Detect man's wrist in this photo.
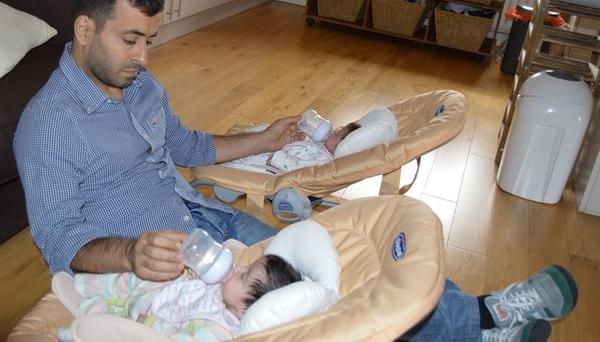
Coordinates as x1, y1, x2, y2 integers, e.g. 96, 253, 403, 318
123, 239, 136, 272
255, 130, 273, 153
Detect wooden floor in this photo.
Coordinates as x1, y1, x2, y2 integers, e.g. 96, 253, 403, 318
2, 2, 600, 340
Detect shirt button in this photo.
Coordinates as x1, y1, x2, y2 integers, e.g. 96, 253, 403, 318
183, 215, 191, 222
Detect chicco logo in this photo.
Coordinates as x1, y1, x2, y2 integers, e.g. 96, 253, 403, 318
278, 200, 293, 212
391, 232, 406, 261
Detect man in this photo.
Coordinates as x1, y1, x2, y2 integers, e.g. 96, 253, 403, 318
14, 0, 302, 282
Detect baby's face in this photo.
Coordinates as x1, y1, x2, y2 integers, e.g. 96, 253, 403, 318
221, 256, 268, 319
324, 127, 346, 154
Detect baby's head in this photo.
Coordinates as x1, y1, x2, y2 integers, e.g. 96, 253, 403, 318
324, 122, 361, 154
221, 254, 301, 318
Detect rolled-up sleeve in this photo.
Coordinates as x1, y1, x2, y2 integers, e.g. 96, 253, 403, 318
161, 92, 216, 167
14, 105, 108, 274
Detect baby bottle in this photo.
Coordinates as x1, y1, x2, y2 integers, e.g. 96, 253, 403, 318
181, 229, 233, 284
297, 109, 332, 143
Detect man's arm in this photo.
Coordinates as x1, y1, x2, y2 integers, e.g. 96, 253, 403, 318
160, 88, 304, 165
15, 106, 183, 280
213, 116, 305, 163
71, 230, 187, 281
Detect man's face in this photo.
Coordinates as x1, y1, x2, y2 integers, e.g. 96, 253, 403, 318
83, 0, 162, 93
220, 256, 268, 319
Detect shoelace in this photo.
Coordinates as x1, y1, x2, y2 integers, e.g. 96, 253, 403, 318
495, 282, 543, 328
482, 326, 519, 342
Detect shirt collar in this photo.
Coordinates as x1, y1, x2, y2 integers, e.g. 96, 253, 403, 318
59, 42, 141, 114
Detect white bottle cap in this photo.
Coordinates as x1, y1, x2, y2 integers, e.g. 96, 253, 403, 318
298, 109, 332, 142
311, 120, 332, 143
200, 248, 233, 284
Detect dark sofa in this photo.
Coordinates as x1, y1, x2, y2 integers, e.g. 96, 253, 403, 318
0, 0, 73, 243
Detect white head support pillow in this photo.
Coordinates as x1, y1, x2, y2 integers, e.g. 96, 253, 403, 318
334, 108, 400, 158
240, 220, 340, 334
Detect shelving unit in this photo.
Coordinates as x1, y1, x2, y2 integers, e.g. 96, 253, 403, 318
494, 0, 600, 165
305, 0, 504, 57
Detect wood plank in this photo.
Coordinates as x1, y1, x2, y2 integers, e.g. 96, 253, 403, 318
423, 127, 473, 203
420, 194, 457, 245
568, 208, 600, 264
0, 229, 50, 339
447, 153, 496, 255
401, 151, 437, 199
529, 199, 577, 342
326, 90, 380, 125
483, 189, 530, 292
470, 115, 502, 159
569, 256, 600, 341
445, 245, 487, 295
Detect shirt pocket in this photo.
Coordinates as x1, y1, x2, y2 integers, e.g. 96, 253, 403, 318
145, 107, 167, 151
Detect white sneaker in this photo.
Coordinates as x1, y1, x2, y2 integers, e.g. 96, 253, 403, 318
484, 265, 578, 328
482, 319, 551, 342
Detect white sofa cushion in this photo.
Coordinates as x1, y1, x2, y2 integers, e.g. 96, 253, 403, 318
0, 2, 57, 78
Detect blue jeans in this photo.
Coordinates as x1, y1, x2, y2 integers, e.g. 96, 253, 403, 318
402, 280, 482, 341
185, 202, 277, 246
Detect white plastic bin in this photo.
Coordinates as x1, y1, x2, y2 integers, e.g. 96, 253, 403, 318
497, 70, 593, 204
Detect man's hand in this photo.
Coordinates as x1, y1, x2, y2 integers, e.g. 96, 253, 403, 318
260, 116, 305, 152
214, 115, 305, 163
127, 230, 187, 281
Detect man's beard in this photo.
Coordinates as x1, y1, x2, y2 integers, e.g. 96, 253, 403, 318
87, 40, 139, 89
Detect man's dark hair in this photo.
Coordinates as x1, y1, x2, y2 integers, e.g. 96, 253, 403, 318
73, 0, 165, 31
243, 254, 302, 309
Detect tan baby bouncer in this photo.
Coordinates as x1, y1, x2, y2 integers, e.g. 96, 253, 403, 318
9, 196, 445, 341
9, 90, 463, 341
191, 90, 465, 219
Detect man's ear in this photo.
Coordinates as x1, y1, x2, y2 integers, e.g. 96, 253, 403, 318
73, 15, 96, 47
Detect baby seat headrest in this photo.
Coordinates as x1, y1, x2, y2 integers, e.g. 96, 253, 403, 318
240, 220, 340, 334
334, 108, 400, 158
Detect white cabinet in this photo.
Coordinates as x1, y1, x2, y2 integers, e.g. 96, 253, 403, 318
179, 0, 236, 17
576, 105, 600, 217
161, 0, 181, 25
161, 0, 236, 25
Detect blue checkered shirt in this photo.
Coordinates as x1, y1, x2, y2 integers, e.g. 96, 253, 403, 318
14, 43, 233, 274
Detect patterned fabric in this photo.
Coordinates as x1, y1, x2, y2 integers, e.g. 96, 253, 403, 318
270, 140, 332, 172
74, 272, 237, 341
152, 278, 241, 334
225, 139, 332, 174
14, 42, 234, 274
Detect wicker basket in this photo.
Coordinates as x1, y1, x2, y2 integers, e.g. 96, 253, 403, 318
372, 0, 431, 37
318, 0, 366, 22
434, 8, 493, 52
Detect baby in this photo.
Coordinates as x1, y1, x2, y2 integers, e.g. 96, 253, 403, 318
225, 122, 361, 174
74, 254, 301, 340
